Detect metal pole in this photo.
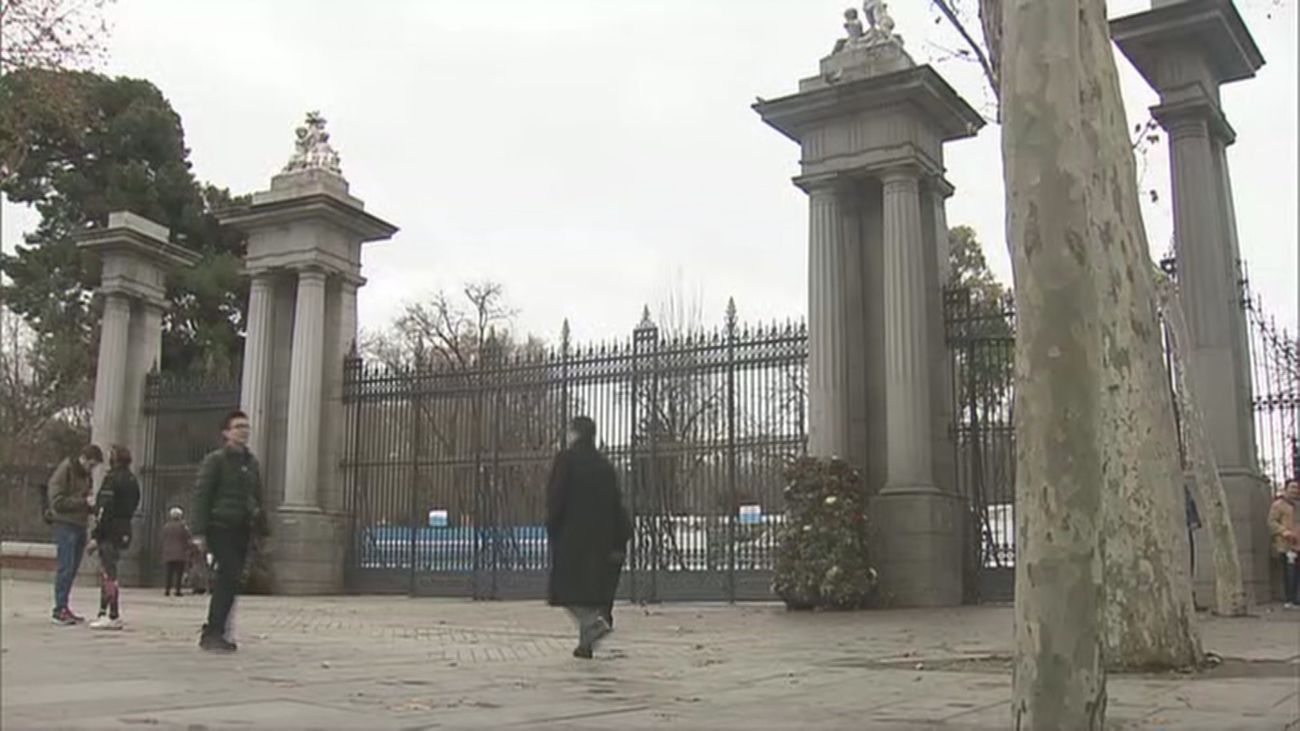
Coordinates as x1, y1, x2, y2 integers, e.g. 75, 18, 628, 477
726, 300, 738, 603
407, 357, 421, 597
629, 320, 642, 604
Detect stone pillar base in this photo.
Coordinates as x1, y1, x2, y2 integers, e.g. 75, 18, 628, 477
1191, 470, 1274, 605
870, 490, 964, 607
268, 506, 347, 595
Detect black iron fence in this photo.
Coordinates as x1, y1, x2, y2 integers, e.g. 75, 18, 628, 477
139, 372, 240, 585
123, 272, 1289, 607
944, 287, 1016, 602
0, 464, 57, 542
343, 306, 808, 601
1243, 283, 1299, 488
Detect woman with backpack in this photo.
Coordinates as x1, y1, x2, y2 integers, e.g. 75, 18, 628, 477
89, 445, 141, 630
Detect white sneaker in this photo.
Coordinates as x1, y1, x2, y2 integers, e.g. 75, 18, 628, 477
89, 616, 124, 630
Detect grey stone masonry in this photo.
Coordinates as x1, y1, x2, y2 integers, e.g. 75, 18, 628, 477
1112, 0, 1273, 601
77, 211, 200, 467
218, 114, 397, 594
77, 212, 200, 588
756, 37, 983, 607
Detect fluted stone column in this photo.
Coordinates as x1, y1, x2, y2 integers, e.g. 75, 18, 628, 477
339, 279, 359, 355
757, 43, 981, 607
806, 183, 851, 459
122, 301, 164, 459
924, 181, 957, 494
91, 293, 133, 449
1210, 136, 1257, 466
881, 168, 935, 492
1113, 0, 1270, 599
240, 273, 277, 461
1167, 117, 1249, 468
217, 113, 397, 595
283, 268, 327, 507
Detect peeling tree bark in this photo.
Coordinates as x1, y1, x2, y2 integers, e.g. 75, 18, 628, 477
1074, 0, 1202, 672
1155, 270, 1249, 617
1003, 0, 1107, 728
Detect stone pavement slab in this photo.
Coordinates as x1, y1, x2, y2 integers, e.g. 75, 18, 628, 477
2, 579, 1297, 730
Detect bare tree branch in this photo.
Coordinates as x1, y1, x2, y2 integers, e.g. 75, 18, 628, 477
0, 0, 114, 73
932, 0, 1000, 114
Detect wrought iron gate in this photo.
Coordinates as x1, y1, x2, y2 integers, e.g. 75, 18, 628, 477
343, 309, 808, 601
139, 372, 240, 585
944, 287, 1017, 603
1244, 286, 1299, 487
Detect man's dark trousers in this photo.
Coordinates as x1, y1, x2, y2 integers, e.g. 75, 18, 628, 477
205, 526, 249, 638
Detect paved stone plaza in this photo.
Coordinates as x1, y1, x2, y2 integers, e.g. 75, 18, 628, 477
2, 579, 1297, 729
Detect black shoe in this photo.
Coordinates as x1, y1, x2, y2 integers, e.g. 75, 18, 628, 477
200, 634, 237, 653
573, 646, 593, 659
164, 591, 171, 597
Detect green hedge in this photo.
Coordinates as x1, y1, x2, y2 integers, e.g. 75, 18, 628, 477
773, 457, 878, 610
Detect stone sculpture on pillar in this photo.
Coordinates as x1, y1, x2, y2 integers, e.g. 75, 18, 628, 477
756, 15, 983, 607
218, 111, 397, 595
834, 2, 903, 56
1112, 0, 1272, 600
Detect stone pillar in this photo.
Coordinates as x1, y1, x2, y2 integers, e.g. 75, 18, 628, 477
218, 112, 397, 594
78, 212, 199, 459
1210, 137, 1258, 466
756, 38, 980, 606
122, 301, 164, 463
881, 169, 934, 492
871, 169, 964, 608
240, 273, 277, 462
90, 293, 133, 450
924, 180, 958, 499
805, 182, 852, 459
76, 211, 199, 587
1112, 0, 1272, 599
283, 268, 327, 508
339, 279, 360, 355
1166, 116, 1251, 465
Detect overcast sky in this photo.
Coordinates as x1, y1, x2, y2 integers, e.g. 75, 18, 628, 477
2, 0, 1296, 342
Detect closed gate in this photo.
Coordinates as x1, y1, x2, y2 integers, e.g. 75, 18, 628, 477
139, 372, 240, 586
944, 287, 1017, 603
343, 310, 808, 601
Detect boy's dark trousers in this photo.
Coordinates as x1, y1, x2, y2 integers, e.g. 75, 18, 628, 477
203, 527, 249, 639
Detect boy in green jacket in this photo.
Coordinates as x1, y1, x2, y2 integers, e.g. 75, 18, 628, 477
48, 445, 104, 625
192, 410, 267, 653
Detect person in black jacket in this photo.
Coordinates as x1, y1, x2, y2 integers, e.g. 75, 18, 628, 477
546, 416, 633, 659
192, 410, 267, 653
89, 445, 141, 630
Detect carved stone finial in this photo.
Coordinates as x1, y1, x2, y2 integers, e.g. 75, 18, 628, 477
282, 111, 343, 176
844, 8, 864, 40
835, 0, 903, 55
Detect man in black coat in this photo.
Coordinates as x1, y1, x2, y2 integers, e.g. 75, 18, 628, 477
547, 416, 633, 659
